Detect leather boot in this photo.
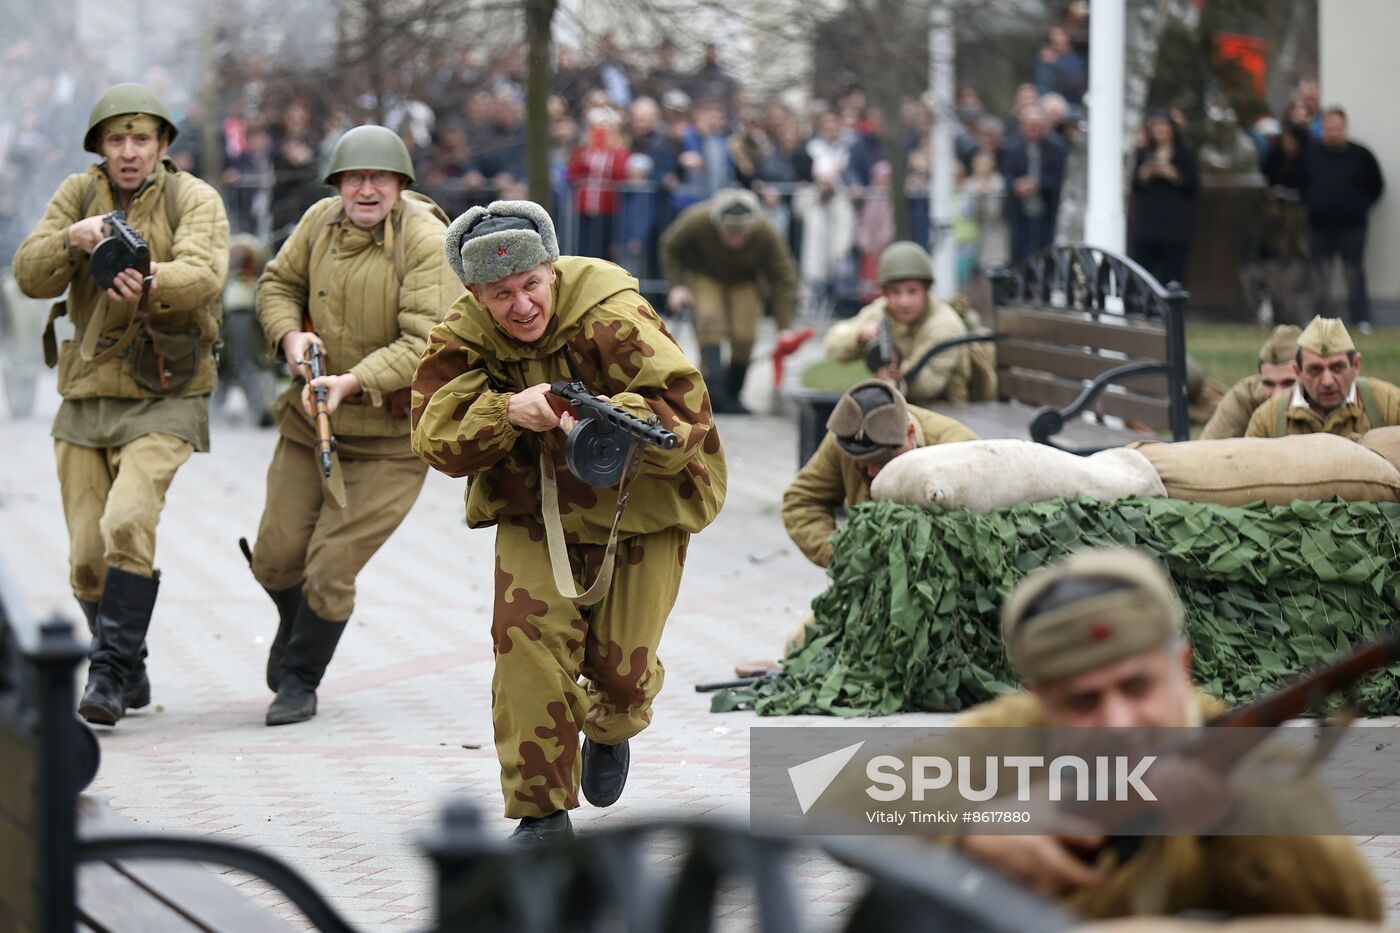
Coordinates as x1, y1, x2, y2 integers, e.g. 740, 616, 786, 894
581, 738, 630, 807
701, 344, 737, 414
262, 582, 305, 692
509, 811, 574, 844
266, 598, 346, 726
725, 361, 752, 415
81, 599, 153, 711
79, 568, 159, 726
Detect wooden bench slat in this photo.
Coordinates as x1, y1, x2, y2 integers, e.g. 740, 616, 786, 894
0, 807, 36, 929
995, 306, 1168, 359
79, 797, 301, 933
78, 862, 208, 933
997, 339, 1169, 395
999, 372, 1172, 428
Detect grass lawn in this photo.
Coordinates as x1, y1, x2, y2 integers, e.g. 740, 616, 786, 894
799, 322, 1400, 393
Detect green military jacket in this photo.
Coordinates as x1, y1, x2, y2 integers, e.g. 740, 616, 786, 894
953, 691, 1383, 922
411, 256, 727, 543
13, 159, 229, 400
781, 406, 976, 567
258, 192, 458, 442
823, 296, 973, 405
659, 202, 799, 328
1245, 377, 1400, 439
1200, 374, 1267, 440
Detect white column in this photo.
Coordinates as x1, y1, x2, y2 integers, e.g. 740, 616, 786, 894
928, 1, 957, 298
1084, 0, 1127, 253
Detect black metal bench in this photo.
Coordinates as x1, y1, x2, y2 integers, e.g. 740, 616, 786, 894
794, 243, 1191, 464
0, 557, 1071, 932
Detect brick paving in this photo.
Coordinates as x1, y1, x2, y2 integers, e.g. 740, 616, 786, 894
3, 361, 1397, 929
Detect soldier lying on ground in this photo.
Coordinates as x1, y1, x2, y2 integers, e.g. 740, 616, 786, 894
246, 125, 457, 726
1200, 324, 1300, 439
13, 83, 229, 726
952, 548, 1382, 921
1247, 315, 1400, 438
412, 200, 726, 842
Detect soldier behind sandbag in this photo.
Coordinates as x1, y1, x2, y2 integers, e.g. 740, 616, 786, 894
413, 200, 727, 842
247, 125, 458, 726
953, 548, 1382, 921
13, 83, 229, 726
212, 234, 275, 427
1200, 325, 1300, 439
1246, 315, 1400, 439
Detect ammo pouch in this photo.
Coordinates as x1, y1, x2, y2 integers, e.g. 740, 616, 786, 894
130, 322, 201, 394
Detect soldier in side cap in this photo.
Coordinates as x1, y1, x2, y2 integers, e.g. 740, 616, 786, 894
13, 83, 229, 726
1199, 325, 1301, 439
1245, 315, 1400, 438
246, 125, 459, 726
782, 378, 976, 568
412, 200, 726, 842
951, 548, 1381, 921
659, 188, 800, 414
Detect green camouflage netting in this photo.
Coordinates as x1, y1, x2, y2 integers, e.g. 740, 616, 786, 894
717, 497, 1400, 717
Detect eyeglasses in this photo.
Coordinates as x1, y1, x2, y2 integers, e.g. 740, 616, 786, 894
339, 171, 397, 188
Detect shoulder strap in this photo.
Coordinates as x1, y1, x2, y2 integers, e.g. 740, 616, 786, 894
1357, 377, 1384, 429
163, 169, 183, 231
1275, 393, 1289, 437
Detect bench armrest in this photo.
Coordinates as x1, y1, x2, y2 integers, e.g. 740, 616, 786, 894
1029, 360, 1169, 455
902, 332, 997, 386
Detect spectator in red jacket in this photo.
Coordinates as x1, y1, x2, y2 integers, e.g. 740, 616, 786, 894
568, 109, 630, 259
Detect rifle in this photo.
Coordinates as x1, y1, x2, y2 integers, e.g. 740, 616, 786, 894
548, 380, 679, 487
302, 339, 336, 479
695, 670, 783, 693
863, 316, 898, 375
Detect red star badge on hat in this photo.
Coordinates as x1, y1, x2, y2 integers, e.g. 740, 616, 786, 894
1088, 619, 1112, 642
498, 246, 508, 256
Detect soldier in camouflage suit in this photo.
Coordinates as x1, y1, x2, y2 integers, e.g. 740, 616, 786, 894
412, 200, 726, 842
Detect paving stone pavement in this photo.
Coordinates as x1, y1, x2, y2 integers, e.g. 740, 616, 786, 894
2, 366, 1398, 929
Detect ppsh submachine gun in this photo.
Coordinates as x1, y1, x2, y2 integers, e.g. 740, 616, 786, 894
548, 380, 679, 487
863, 316, 898, 374
89, 211, 151, 293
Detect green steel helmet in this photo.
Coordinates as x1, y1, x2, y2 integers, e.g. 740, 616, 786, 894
84, 83, 178, 153
877, 240, 935, 285
323, 124, 416, 185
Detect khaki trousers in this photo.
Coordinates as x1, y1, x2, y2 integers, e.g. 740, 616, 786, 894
492, 516, 688, 818
250, 436, 427, 620
691, 275, 764, 365
54, 433, 193, 602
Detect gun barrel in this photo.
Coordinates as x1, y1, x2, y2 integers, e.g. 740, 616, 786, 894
550, 381, 680, 449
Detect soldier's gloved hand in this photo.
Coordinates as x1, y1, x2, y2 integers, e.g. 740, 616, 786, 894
281, 331, 326, 381
301, 372, 361, 417
508, 383, 562, 433
107, 263, 157, 303
66, 216, 108, 254
667, 285, 694, 313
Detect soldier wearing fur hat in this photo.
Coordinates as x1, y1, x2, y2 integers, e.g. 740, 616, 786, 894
782, 378, 975, 568
954, 548, 1382, 921
13, 83, 229, 726
1245, 315, 1400, 438
1200, 325, 1301, 439
412, 200, 727, 842
246, 124, 458, 726
823, 241, 981, 405
659, 188, 799, 414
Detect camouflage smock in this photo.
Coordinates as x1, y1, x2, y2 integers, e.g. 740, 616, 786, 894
411, 256, 726, 543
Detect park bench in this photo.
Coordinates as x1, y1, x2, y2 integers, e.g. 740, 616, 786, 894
793, 243, 1191, 465
0, 556, 1070, 932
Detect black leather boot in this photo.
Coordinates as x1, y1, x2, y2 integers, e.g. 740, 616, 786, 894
725, 362, 752, 415
79, 569, 159, 726
82, 598, 153, 711
701, 344, 737, 414
263, 582, 305, 692
266, 598, 346, 726
580, 738, 630, 807
509, 811, 574, 844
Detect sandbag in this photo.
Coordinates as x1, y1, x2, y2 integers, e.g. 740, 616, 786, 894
1131, 434, 1400, 505
870, 439, 1166, 512
1361, 425, 1400, 471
